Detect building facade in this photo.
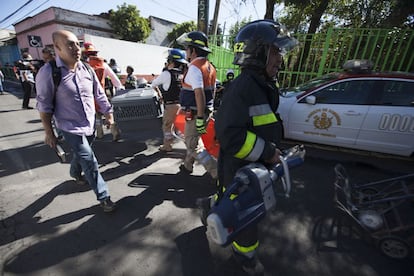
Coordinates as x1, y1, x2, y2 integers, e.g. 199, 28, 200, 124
13, 7, 115, 60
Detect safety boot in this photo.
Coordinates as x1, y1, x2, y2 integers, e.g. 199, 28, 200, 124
232, 248, 265, 276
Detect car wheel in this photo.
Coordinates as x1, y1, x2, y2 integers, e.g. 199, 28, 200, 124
379, 236, 410, 259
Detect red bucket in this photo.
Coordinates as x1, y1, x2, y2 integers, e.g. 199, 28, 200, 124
174, 113, 220, 158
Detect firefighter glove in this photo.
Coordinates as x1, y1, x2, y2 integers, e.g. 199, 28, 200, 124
196, 117, 207, 134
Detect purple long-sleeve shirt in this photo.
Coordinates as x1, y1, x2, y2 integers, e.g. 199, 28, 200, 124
36, 56, 113, 136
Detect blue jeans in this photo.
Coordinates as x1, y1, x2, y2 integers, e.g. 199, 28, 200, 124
61, 130, 109, 201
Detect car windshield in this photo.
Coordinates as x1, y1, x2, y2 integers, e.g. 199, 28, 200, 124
280, 73, 339, 97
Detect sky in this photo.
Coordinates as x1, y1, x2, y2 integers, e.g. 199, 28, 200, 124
0, 0, 267, 34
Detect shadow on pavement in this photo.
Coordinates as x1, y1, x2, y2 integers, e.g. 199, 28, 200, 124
2, 171, 217, 275
258, 157, 414, 276
0, 180, 92, 247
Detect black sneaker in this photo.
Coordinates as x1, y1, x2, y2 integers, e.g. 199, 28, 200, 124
100, 197, 116, 212
179, 164, 193, 174
232, 249, 265, 276
196, 196, 213, 226
72, 175, 87, 185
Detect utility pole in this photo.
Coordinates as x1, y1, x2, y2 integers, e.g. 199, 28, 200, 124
197, 0, 209, 34
211, 0, 221, 35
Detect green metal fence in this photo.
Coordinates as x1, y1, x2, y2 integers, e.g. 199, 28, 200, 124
209, 27, 414, 88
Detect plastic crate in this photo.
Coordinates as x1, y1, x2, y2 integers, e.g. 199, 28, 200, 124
112, 87, 162, 122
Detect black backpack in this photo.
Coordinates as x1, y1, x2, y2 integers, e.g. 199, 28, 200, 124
50, 60, 95, 91
49, 60, 95, 110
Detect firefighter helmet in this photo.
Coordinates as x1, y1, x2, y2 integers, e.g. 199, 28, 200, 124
233, 19, 298, 69
177, 31, 211, 53
168, 48, 188, 64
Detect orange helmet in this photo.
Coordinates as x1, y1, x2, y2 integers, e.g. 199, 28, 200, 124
82, 42, 98, 54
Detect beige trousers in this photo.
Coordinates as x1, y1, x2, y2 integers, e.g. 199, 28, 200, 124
162, 104, 180, 149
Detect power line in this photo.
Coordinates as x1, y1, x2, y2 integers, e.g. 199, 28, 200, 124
251, 0, 260, 19
4, 0, 51, 29
151, 0, 195, 21
0, 0, 35, 25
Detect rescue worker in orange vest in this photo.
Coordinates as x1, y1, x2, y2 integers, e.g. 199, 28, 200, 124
177, 31, 217, 178
82, 42, 124, 141
201, 20, 299, 275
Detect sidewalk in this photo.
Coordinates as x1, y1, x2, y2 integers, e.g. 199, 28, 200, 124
0, 83, 413, 276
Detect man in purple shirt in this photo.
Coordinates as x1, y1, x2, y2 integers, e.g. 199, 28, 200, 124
36, 30, 116, 212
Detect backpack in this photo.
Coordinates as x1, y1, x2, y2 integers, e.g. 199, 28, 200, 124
49, 60, 95, 110
50, 59, 95, 92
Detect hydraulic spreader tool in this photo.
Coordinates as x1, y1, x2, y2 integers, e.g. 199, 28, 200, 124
207, 145, 306, 246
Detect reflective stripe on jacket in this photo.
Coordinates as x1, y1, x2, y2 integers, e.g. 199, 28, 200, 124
215, 69, 283, 186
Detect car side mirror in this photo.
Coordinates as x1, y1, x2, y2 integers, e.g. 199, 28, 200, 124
306, 95, 316, 105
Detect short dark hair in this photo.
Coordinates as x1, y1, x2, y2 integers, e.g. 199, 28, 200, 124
42, 47, 54, 55
189, 46, 208, 58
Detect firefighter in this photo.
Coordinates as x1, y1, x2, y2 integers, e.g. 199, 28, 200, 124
176, 31, 217, 177
209, 20, 298, 275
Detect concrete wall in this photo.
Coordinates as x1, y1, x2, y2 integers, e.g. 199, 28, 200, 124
146, 16, 175, 47
83, 34, 169, 78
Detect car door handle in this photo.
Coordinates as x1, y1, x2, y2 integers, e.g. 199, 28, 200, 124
344, 111, 362, 116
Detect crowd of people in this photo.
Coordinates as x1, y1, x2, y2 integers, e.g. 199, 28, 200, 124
8, 19, 298, 276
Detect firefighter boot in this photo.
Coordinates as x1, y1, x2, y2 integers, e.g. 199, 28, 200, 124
232, 248, 265, 276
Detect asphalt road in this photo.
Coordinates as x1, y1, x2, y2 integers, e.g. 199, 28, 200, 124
0, 80, 413, 276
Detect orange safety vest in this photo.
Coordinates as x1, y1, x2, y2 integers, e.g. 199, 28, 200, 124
180, 58, 216, 110
87, 56, 106, 88
87, 56, 106, 112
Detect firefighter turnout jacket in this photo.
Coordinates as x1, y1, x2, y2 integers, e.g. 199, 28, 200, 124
215, 68, 283, 187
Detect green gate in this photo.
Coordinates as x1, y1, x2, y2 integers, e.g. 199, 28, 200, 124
209, 27, 414, 88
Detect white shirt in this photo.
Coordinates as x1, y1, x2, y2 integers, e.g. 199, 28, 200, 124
103, 63, 124, 90
184, 57, 205, 90
151, 70, 171, 91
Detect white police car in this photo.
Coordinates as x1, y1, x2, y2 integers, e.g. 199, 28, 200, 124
278, 60, 414, 157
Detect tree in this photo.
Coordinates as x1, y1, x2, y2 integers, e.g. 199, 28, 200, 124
274, 0, 414, 32
227, 17, 252, 50
108, 3, 150, 42
167, 21, 197, 48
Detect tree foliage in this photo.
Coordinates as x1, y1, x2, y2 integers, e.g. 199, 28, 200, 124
167, 21, 197, 48
227, 17, 252, 49
108, 3, 150, 42
270, 0, 414, 33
